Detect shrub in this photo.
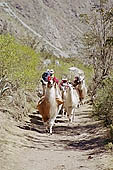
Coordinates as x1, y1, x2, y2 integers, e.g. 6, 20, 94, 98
0, 34, 41, 89
93, 77, 113, 127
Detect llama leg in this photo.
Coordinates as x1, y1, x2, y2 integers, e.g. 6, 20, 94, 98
69, 108, 75, 122
49, 124, 53, 134
67, 107, 73, 123
58, 104, 62, 115
72, 108, 76, 122
44, 122, 49, 133
62, 109, 64, 117
65, 110, 67, 118
49, 120, 55, 135
62, 106, 65, 117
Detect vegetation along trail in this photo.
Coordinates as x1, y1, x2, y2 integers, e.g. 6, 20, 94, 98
0, 103, 112, 170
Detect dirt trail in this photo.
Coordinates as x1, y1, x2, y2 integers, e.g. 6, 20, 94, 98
0, 104, 113, 170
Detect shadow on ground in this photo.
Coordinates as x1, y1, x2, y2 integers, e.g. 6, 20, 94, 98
18, 110, 107, 155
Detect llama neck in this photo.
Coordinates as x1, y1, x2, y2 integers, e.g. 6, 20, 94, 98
67, 87, 73, 102
45, 86, 56, 103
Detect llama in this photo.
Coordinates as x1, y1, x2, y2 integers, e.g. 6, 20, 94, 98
64, 83, 79, 122
37, 79, 63, 134
54, 82, 63, 115
76, 78, 87, 105
60, 85, 68, 118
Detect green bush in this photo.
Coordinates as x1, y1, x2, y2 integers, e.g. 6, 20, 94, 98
93, 77, 113, 127
0, 34, 41, 89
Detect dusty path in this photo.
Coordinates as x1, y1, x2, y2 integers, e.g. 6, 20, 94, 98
0, 104, 113, 170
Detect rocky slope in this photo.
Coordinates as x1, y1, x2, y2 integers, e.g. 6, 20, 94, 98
1, 0, 112, 59
0, 0, 99, 58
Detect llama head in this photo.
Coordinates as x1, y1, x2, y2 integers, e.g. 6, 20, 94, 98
47, 76, 54, 88
67, 83, 73, 92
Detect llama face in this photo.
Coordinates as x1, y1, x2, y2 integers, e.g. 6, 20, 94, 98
68, 83, 73, 90
47, 79, 54, 88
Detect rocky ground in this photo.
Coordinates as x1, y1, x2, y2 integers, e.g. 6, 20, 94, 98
0, 103, 113, 170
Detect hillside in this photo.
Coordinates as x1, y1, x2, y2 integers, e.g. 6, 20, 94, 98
0, 0, 100, 59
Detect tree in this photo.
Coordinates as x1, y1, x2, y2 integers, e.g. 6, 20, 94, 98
81, 0, 113, 100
